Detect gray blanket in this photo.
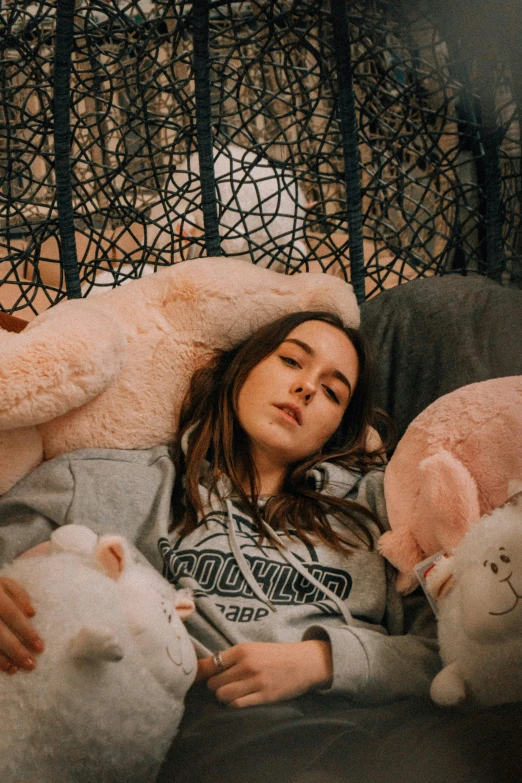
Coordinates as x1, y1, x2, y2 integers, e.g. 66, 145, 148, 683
360, 274, 522, 441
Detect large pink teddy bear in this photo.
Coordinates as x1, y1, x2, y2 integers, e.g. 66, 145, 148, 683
0, 258, 359, 495
379, 376, 522, 593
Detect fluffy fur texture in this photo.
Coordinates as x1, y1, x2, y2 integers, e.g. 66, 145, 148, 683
0, 258, 359, 494
427, 495, 522, 707
379, 376, 522, 592
0, 525, 197, 783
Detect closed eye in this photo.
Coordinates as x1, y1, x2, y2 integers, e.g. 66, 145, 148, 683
323, 385, 339, 403
280, 355, 300, 367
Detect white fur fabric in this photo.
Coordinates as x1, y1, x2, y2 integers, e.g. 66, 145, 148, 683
429, 495, 522, 707
0, 553, 191, 783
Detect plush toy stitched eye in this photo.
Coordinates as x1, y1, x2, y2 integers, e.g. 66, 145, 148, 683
500, 555, 511, 563
490, 563, 499, 574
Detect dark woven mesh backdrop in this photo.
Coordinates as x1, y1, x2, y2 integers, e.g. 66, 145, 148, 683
0, 0, 520, 317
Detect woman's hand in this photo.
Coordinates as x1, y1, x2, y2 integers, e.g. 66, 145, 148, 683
0, 577, 44, 674
196, 640, 333, 707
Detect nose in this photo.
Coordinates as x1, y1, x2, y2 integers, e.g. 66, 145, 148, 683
291, 376, 316, 402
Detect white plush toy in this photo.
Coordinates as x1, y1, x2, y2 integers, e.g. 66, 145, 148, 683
0, 525, 197, 783
427, 492, 522, 708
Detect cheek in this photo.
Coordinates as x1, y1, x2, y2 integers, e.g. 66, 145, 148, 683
311, 404, 345, 447
237, 361, 273, 421
236, 370, 262, 430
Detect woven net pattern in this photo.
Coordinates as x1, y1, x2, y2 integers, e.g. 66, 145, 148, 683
0, 0, 520, 316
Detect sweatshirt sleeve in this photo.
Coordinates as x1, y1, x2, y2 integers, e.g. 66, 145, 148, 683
0, 456, 74, 564
0, 446, 176, 570
302, 585, 440, 703
303, 468, 441, 703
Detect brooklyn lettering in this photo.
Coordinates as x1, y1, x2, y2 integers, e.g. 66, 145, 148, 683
160, 544, 352, 605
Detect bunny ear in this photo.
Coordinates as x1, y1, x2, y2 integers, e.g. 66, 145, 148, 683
419, 450, 481, 549
95, 537, 126, 580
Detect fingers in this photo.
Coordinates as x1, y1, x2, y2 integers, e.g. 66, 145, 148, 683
229, 693, 265, 709
195, 656, 218, 684
0, 617, 39, 671
200, 641, 328, 707
201, 661, 257, 705
0, 651, 19, 675
212, 676, 257, 706
206, 664, 241, 694
2, 578, 35, 617
0, 578, 44, 671
201, 649, 262, 706
197, 649, 274, 707
196, 649, 234, 683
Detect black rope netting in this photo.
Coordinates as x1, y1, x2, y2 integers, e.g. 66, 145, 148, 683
0, 0, 520, 317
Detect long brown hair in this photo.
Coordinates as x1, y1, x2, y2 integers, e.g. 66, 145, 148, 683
171, 310, 392, 552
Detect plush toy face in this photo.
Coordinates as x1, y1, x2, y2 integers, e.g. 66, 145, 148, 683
458, 537, 522, 642
47, 525, 197, 696
446, 496, 522, 643
118, 563, 197, 698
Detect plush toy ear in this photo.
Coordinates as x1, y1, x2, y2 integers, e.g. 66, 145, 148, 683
419, 450, 481, 549
378, 527, 425, 594
95, 538, 126, 580
175, 589, 195, 620
426, 555, 456, 601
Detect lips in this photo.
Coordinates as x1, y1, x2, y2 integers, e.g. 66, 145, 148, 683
274, 404, 302, 425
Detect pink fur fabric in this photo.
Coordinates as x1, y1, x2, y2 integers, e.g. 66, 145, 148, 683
379, 376, 522, 593
0, 258, 359, 495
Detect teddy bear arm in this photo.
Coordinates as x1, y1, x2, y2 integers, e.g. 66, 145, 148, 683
0, 426, 43, 495
430, 661, 467, 707
0, 308, 127, 430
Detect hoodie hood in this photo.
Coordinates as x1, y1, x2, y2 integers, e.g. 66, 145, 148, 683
181, 419, 362, 503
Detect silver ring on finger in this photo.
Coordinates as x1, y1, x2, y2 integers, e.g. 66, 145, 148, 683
212, 650, 227, 674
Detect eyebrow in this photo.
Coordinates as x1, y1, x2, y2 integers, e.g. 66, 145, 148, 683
282, 338, 353, 395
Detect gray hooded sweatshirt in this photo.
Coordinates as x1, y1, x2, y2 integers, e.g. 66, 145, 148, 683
0, 446, 439, 704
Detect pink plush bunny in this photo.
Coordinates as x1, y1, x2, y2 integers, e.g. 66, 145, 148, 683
379, 376, 522, 593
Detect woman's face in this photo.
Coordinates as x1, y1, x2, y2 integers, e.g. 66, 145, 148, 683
236, 320, 359, 480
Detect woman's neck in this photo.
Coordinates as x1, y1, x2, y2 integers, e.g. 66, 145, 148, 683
240, 452, 287, 497
256, 470, 285, 497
